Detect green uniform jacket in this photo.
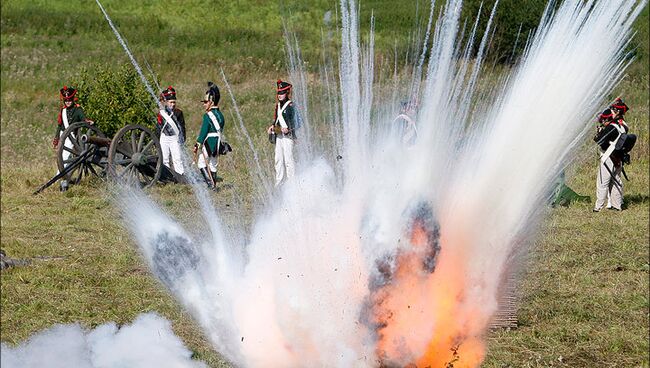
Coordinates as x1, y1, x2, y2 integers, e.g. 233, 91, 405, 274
273, 100, 298, 139
197, 107, 224, 156
54, 106, 86, 138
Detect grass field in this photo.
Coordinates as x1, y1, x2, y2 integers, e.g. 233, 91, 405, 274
1, 1, 648, 367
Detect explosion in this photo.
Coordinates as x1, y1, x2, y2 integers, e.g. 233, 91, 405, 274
109, 0, 645, 367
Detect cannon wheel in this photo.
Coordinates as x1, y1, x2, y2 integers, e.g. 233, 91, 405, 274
57, 122, 107, 184
107, 124, 162, 188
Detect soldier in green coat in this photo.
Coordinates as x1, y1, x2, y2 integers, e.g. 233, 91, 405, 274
52, 86, 90, 191
193, 82, 224, 188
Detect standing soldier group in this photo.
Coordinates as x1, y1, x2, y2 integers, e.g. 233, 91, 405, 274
51, 79, 300, 191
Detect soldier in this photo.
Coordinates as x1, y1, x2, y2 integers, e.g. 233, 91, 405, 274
267, 80, 298, 187
52, 86, 90, 192
393, 100, 418, 146
593, 98, 635, 212
156, 86, 186, 175
193, 82, 224, 189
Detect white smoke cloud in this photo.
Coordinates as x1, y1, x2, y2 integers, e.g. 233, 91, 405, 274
92, 0, 645, 367
1, 313, 207, 368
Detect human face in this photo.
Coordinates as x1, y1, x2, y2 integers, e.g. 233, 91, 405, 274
166, 99, 176, 109
278, 93, 287, 101
64, 99, 73, 107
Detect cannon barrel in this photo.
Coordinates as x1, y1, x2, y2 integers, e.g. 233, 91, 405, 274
82, 134, 112, 147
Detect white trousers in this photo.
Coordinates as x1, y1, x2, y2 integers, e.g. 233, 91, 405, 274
160, 134, 184, 175
274, 135, 295, 187
55, 134, 74, 188
197, 145, 218, 172
56, 134, 73, 173
595, 157, 623, 210
61, 136, 73, 167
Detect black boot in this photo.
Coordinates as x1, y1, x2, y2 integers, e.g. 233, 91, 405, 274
210, 171, 219, 190
60, 179, 69, 192
200, 168, 214, 189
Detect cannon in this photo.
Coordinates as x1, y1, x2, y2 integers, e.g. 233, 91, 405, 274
34, 122, 182, 194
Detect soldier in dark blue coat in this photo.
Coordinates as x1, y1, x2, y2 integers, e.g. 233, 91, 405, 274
156, 86, 186, 175
593, 98, 635, 211
267, 80, 297, 187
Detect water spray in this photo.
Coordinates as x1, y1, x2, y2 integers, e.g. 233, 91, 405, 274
219, 68, 273, 202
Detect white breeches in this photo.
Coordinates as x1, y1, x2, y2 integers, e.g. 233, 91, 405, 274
197, 145, 218, 172
595, 157, 623, 210
160, 134, 184, 175
274, 135, 295, 187
57, 134, 74, 177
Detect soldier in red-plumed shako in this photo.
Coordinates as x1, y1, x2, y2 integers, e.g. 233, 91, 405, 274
156, 86, 186, 176
193, 82, 225, 189
593, 98, 636, 211
52, 86, 91, 191
267, 80, 298, 187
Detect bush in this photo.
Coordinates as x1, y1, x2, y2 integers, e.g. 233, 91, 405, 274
74, 65, 158, 137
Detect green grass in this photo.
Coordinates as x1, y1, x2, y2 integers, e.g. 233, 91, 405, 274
1, 1, 648, 367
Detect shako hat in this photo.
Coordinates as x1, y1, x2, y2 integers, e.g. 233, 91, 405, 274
610, 98, 629, 114
201, 82, 220, 105
276, 79, 292, 95
598, 108, 614, 124
60, 86, 77, 101
161, 86, 177, 101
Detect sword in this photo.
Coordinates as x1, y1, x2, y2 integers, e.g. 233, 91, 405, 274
599, 158, 623, 191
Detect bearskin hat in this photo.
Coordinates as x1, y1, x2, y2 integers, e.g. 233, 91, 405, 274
201, 81, 220, 105
610, 98, 629, 114
60, 86, 77, 101
161, 86, 177, 101
277, 79, 292, 95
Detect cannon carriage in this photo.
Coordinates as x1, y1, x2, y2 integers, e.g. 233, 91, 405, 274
35, 121, 182, 194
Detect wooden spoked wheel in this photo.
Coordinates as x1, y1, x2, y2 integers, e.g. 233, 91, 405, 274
107, 124, 162, 188
56, 122, 107, 184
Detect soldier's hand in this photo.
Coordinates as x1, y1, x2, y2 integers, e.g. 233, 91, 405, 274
52, 138, 59, 149
281, 127, 289, 134
193, 143, 199, 154
267, 125, 274, 134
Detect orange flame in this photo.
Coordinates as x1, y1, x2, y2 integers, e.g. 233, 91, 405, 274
370, 220, 491, 367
